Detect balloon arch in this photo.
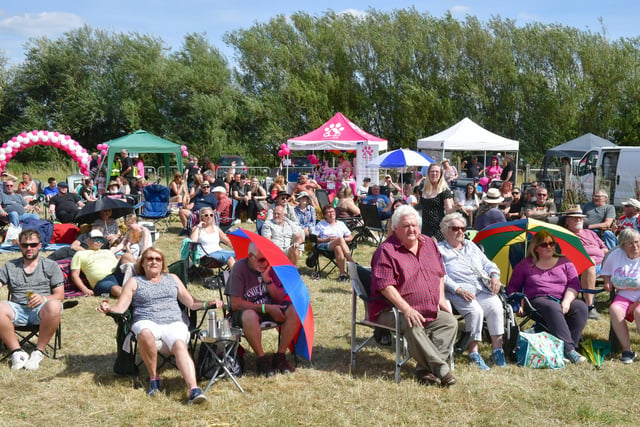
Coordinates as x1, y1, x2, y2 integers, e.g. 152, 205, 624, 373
0, 131, 91, 175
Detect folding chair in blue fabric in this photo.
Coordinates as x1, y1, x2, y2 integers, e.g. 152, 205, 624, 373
139, 184, 171, 233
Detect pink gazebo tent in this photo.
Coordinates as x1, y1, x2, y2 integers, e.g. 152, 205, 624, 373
287, 112, 388, 187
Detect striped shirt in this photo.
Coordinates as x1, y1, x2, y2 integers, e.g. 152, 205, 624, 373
369, 234, 445, 324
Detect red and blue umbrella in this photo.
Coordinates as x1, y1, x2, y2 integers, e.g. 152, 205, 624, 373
228, 228, 314, 360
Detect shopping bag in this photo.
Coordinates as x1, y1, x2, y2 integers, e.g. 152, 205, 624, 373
515, 331, 565, 369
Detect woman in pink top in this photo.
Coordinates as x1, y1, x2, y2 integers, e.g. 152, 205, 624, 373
485, 156, 502, 181
507, 230, 588, 364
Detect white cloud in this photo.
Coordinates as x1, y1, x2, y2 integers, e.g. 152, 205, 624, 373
449, 5, 472, 16
338, 8, 368, 19
0, 12, 85, 37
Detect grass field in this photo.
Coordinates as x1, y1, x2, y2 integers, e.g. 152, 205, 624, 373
0, 219, 639, 427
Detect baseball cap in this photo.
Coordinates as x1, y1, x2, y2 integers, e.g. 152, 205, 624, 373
201, 181, 210, 187
89, 229, 104, 238
212, 186, 226, 193
58, 181, 68, 188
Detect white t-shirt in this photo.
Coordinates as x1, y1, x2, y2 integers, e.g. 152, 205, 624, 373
601, 247, 640, 302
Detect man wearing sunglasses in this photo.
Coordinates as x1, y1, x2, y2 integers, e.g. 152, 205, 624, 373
225, 242, 300, 377
0, 179, 40, 227
0, 229, 64, 370
69, 229, 135, 297
522, 187, 556, 222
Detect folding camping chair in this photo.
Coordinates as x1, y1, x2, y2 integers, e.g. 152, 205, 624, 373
139, 184, 171, 233
107, 300, 212, 386
347, 262, 410, 383
358, 203, 387, 245
307, 233, 357, 280
0, 297, 78, 363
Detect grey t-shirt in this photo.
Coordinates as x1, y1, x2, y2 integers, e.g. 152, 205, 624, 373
0, 192, 26, 215
0, 257, 64, 304
583, 202, 616, 227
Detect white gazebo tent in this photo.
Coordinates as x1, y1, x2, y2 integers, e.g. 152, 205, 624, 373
287, 112, 388, 187
417, 117, 519, 177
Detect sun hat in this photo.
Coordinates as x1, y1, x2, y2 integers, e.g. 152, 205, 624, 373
563, 205, 587, 218
296, 191, 310, 200
482, 188, 504, 204
276, 190, 290, 198
211, 186, 226, 193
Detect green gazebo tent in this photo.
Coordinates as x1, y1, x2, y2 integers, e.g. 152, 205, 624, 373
102, 130, 184, 186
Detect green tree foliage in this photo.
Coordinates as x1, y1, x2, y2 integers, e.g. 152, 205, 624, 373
3, 11, 640, 167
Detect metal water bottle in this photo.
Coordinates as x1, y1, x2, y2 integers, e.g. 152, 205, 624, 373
208, 311, 217, 338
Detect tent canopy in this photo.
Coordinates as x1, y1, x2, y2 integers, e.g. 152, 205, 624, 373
287, 112, 387, 151
544, 133, 617, 160
102, 130, 184, 186
417, 117, 519, 153
287, 112, 388, 186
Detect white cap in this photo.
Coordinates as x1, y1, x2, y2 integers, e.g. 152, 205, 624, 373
89, 229, 104, 238
212, 186, 226, 193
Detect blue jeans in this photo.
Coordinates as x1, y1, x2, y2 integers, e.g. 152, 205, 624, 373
599, 230, 618, 250
7, 211, 40, 227
94, 271, 124, 296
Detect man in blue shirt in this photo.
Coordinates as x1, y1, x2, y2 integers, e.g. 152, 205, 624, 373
363, 185, 392, 219
178, 181, 218, 235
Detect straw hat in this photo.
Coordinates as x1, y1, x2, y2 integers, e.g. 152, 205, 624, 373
563, 205, 587, 218
482, 188, 504, 204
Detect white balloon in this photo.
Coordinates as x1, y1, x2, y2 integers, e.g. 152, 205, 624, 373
51, 136, 59, 143
16, 136, 24, 144
61, 139, 68, 147
37, 131, 45, 139
42, 134, 49, 142
5, 147, 12, 154
28, 133, 37, 142
0, 154, 5, 161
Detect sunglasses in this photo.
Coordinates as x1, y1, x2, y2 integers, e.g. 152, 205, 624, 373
448, 226, 465, 232
20, 242, 40, 248
538, 242, 556, 249
251, 254, 267, 263
145, 256, 162, 262
201, 213, 214, 217
92, 237, 105, 242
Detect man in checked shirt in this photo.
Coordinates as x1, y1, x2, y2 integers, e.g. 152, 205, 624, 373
369, 205, 457, 387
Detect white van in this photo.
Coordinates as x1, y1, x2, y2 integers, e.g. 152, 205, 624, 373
576, 146, 640, 207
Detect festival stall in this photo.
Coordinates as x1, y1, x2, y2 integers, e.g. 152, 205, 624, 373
417, 117, 520, 181
98, 130, 187, 186
286, 112, 388, 192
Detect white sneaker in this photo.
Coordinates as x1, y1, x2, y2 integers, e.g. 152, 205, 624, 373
24, 350, 44, 371
11, 350, 29, 370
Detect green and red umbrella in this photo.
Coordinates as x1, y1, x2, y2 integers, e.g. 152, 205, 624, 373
473, 218, 595, 282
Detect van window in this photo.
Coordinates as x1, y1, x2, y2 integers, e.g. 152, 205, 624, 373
578, 151, 598, 176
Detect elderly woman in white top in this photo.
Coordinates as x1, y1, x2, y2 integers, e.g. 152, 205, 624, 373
437, 212, 507, 369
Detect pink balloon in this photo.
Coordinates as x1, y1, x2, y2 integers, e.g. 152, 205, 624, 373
11, 137, 17, 142
64, 135, 70, 140
181, 145, 187, 151
20, 132, 27, 138
278, 149, 284, 157
53, 132, 60, 137
43, 130, 48, 135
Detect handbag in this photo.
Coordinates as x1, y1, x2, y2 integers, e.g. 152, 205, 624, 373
515, 331, 565, 369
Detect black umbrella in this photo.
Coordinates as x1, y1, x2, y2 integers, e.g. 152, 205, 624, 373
74, 197, 134, 224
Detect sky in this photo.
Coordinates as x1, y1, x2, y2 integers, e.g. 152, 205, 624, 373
2, 1, 640, 66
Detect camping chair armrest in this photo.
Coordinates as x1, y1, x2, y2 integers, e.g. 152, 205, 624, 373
579, 288, 606, 295
106, 310, 132, 326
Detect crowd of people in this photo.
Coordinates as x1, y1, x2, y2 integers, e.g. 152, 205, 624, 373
1, 151, 639, 401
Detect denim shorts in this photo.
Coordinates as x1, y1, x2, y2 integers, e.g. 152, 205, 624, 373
317, 242, 330, 251
202, 250, 235, 266
4, 300, 63, 327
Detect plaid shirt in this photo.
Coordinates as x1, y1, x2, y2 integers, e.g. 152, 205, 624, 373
369, 233, 445, 324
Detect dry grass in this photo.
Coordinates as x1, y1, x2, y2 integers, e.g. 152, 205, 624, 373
1, 222, 639, 426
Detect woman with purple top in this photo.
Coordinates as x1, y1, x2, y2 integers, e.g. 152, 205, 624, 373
507, 230, 588, 364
